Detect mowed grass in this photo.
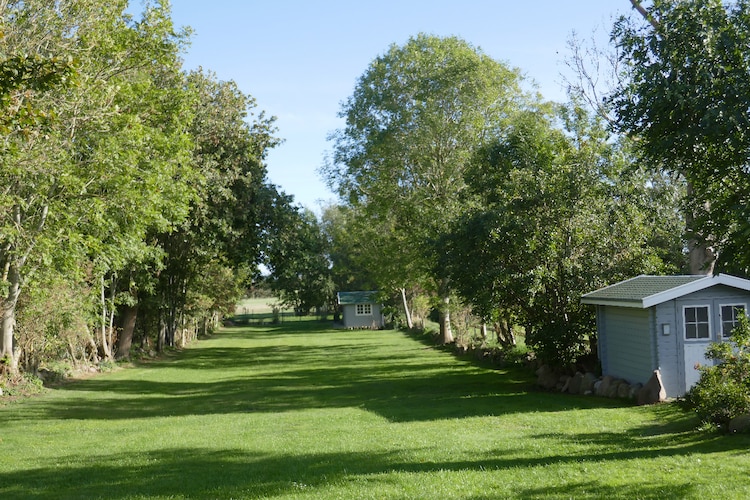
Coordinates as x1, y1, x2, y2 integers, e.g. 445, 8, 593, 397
1, 320, 750, 499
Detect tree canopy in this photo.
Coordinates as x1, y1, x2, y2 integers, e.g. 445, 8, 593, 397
611, 0, 750, 274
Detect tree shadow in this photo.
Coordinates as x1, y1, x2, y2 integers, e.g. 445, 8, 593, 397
15, 326, 626, 423
0, 439, 730, 499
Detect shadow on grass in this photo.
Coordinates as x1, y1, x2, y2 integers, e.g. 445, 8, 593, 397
0, 441, 720, 499
15, 323, 626, 423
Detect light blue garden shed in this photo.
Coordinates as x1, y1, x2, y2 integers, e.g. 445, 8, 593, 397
582, 274, 750, 398
336, 291, 385, 329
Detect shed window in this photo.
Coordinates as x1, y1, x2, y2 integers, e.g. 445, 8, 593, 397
355, 303, 372, 316
721, 304, 746, 338
684, 306, 710, 340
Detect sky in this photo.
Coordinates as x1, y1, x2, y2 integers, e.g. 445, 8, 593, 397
167, 1, 632, 213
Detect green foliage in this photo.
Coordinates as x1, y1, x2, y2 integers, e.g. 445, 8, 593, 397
265, 207, 334, 314
610, 0, 750, 273
324, 34, 530, 342
445, 104, 683, 367
682, 315, 750, 428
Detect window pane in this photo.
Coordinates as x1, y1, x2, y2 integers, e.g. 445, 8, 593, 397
697, 324, 709, 338
722, 306, 733, 320
686, 324, 697, 339
685, 308, 696, 322
697, 307, 709, 322
723, 321, 734, 337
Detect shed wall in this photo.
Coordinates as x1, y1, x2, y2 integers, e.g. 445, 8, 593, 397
342, 303, 383, 328
601, 306, 653, 384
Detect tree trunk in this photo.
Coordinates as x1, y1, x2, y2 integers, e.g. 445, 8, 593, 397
400, 288, 413, 329
115, 305, 137, 361
685, 183, 716, 275
99, 276, 112, 360
439, 295, 454, 344
0, 264, 22, 375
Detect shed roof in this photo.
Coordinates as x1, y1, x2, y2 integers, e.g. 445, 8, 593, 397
337, 291, 378, 305
581, 274, 750, 309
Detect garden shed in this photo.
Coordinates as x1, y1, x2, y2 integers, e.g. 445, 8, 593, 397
336, 291, 385, 329
581, 274, 750, 398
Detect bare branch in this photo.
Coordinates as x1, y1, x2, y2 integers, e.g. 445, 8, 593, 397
630, 0, 660, 30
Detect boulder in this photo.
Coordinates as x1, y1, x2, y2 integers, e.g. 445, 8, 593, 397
628, 383, 643, 400
637, 370, 666, 405
617, 382, 631, 399
597, 375, 615, 396
581, 372, 598, 394
536, 365, 559, 390
568, 372, 584, 394
729, 414, 750, 434
606, 379, 623, 398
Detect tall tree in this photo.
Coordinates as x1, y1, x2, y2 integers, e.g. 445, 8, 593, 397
265, 205, 334, 315
610, 0, 750, 274
0, 0, 193, 371
446, 104, 684, 366
324, 34, 528, 343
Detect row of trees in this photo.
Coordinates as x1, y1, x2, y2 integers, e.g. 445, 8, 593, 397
319, 33, 684, 367
0, 0, 315, 376
321, 0, 750, 369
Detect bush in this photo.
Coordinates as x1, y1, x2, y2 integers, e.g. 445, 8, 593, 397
681, 315, 750, 429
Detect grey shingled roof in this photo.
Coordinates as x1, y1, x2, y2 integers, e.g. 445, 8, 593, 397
585, 275, 705, 301
583, 273, 750, 308
337, 291, 378, 305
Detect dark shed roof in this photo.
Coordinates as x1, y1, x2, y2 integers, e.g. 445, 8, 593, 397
337, 291, 378, 305
581, 274, 750, 308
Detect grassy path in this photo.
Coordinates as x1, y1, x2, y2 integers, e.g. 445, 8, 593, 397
1, 320, 749, 499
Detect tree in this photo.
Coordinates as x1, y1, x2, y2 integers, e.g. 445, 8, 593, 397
445, 104, 683, 367
610, 0, 750, 274
324, 34, 528, 343
265, 205, 334, 315
131, 68, 281, 354
0, 0, 194, 372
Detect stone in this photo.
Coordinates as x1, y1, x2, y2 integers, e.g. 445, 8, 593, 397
728, 414, 750, 434
536, 365, 559, 390
581, 372, 598, 394
560, 376, 571, 393
568, 372, 584, 394
637, 370, 667, 405
617, 382, 631, 399
628, 383, 643, 400
593, 380, 602, 395
606, 379, 622, 398
597, 375, 615, 396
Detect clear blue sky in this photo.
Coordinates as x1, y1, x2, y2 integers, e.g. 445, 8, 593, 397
168, 1, 631, 212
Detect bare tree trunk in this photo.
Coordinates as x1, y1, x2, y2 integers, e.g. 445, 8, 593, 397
400, 288, 413, 329
99, 276, 112, 360
115, 305, 137, 361
0, 264, 22, 375
685, 183, 716, 275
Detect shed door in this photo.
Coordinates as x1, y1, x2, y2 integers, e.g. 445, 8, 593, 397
680, 300, 747, 392
681, 304, 712, 391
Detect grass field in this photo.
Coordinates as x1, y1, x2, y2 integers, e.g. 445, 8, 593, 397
1, 318, 750, 499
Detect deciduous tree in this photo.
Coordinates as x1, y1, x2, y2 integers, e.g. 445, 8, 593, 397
324, 34, 528, 343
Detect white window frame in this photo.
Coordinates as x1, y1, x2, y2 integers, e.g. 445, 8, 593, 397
355, 303, 372, 316
719, 303, 746, 338
683, 305, 711, 341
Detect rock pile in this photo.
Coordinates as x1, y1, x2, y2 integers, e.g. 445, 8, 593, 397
536, 365, 666, 405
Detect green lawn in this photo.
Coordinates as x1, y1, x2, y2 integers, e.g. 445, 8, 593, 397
2, 319, 749, 499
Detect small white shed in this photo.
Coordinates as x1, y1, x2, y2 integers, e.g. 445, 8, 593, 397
582, 274, 750, 398
336, 291, 385, 329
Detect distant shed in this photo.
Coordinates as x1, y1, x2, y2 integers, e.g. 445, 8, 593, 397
336, 291, 385, 329
581, 274, 750, 398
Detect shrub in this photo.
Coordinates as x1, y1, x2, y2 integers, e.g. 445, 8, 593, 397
681, 314, 750, 429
